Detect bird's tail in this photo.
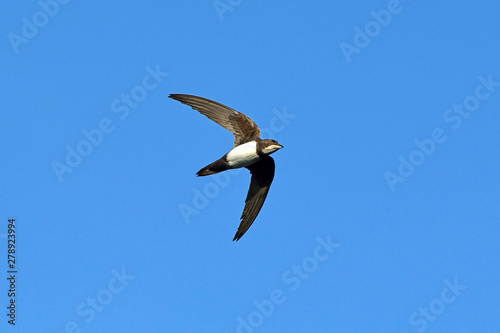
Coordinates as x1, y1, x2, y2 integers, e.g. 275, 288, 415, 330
196, 158, 229, 176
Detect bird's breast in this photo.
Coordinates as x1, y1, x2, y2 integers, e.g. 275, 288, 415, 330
226, 141, 261, 168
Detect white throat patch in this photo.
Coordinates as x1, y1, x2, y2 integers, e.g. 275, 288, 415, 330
261, 144, 282, 155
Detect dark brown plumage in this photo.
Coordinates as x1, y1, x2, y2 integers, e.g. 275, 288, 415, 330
169, 94, 261, 147
169, 94, 282, 241
234, 156, 275, 241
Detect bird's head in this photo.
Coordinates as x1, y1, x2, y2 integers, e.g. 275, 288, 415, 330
260, 139, 284, 155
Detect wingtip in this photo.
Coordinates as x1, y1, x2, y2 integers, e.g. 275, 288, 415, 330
169, 93, 186, 100
233, 227, 244, 241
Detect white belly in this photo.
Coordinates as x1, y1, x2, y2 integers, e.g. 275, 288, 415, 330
226, 141, 261, 168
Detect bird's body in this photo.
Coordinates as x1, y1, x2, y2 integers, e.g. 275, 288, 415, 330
226, 141, 260, 169
195, 142, 261, 176
169, 94, 283, 241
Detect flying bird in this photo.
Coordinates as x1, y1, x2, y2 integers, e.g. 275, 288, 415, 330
169, 94, 283, 241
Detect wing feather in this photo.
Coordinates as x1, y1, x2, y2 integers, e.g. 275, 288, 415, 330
233, 156, 275, 241
169, 94, 261, 146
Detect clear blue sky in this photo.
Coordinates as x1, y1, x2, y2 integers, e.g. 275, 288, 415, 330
2, 1, 500, 332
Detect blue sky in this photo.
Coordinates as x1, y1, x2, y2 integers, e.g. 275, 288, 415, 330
2, 1, 500, 332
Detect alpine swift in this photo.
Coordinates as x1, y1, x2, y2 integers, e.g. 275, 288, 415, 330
169, 94, 283, 241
